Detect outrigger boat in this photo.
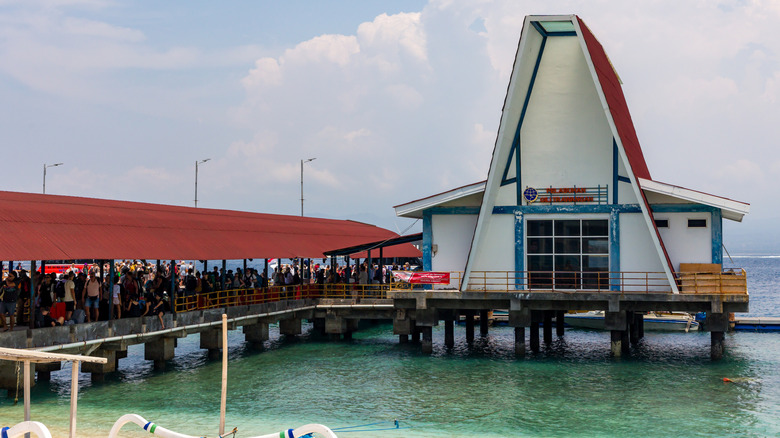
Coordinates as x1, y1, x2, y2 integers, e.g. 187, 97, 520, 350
564, 311, 699, 332
0, 314, 338, 438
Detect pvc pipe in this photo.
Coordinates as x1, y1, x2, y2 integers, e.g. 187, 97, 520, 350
246, 424, 338, 438
1, 421, 54, 438
36, 307, 317, 353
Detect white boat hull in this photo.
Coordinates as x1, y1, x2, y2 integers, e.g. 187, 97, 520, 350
564, 312, 699, 332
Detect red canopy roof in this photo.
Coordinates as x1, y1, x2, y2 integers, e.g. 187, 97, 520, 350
0, 191, 399, 261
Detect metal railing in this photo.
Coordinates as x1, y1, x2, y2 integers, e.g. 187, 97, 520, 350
387, 269, 748, 295
173, 283, 390, 312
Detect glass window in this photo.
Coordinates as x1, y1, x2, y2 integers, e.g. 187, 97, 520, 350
688, 219, 707, 228
554, 220, 580, 236
528, 220, 552, 236
554, 237, 581, 254
538, 21, 575, 32
527, 238, 552, 254
654, 219, 669, 228
582, 220, 608, 236
527, 219, 609, 290
583, 238, 608, 254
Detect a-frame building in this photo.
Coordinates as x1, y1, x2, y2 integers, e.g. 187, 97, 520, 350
395, 15, 749, 294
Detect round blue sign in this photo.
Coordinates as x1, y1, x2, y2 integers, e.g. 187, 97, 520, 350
523, 187, 538, 203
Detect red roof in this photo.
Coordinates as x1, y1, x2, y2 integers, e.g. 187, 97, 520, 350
577, 17, 651, 180
0, 191, 399, 261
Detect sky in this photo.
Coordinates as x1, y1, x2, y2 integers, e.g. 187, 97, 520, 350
1, 0, 778, 253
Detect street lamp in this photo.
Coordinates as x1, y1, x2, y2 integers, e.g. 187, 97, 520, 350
195, 158, 211, 208
301, 157, 316, 216
42, 163, 64, 194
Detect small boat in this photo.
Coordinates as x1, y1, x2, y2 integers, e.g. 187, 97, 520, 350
564, 311, 699, 332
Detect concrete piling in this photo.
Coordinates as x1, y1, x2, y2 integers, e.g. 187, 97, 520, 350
514, 327, 525, 357
243, 322, 269, 348
479, 310, 489, 336
421, 326, 433, 354
556, 310, 565, 336
444, 319, 454, 348
465, 311, 475, 343
543, 311, 553, 344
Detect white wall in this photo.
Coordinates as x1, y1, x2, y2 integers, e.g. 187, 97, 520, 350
431, 214, 478, 274
470, 214, 515, 288
654, 212, 712, 270
619, 212, 669, 291
520, 37, 613, 197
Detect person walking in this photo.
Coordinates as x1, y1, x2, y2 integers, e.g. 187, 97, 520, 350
0, 271, 20, 331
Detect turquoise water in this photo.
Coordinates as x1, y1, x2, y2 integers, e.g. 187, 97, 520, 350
1, 257, 779, 437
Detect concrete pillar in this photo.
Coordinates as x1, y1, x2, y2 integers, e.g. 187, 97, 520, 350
529, 315, 540, 353
629, 312, 640, 345
556, 310, 565, 336
200, 328, 222, 359
711, 331, 725, 360
479, 310, 489, 336
421, 326, 433, 354
280, 318, 302, 336
465, 312, 475, 343
326, 315, 347, 335
82, 349, 117, 379
610, 330, 622, 357
444, 319, 454, 348
145, 337, 176, 370
399, 334, 409, 343
243, 322, 269, 348
36, 362, 61, 382
543, 311, 553, 344
0, 361, 35, 395
393, 316, 412, 336
343, 331, 353, 340
514, 327, 525, 357
637, 313, 645, 339
312, 318, 326, 336
411, 322, 421, 344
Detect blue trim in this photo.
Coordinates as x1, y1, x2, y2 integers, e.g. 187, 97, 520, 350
144, 422, 151, 431
617, 176, 631, 183
712, 209, 723, 264
287, 429, 295, 438
501, 24, 548, 200
612, 139, 618, 204
493, 204, 643, 214
649, 204, 718, 213
609, 209, 620, 291
422, 210, 432, 272
514, 211, 524, 289
426, 206, 481, 215
500, 144, 516, 186
531, 20, 547, 37
546, 31, 577, 37
2, 426, 9, 438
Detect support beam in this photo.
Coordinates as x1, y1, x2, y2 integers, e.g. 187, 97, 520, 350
556, 310, 565, 336
421, 326, 433, 354
465, 311, 475, 343
610, 330, 622, 357
529, 311, 540, 353
514, 327, 525, 357
243, 322, 269, 348
201, 328, 223, 359
711, 331, 725, 360
543, 311, 552, 344
479, 310, 489, 336
279, 318, 302, 336
145, 337, 175, 369
444, 319, 454, 348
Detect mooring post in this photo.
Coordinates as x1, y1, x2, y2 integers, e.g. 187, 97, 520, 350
543, 310, 552, 344
479, 309, 489, 336
465, 311, 475, 343
556, 310, 565, 336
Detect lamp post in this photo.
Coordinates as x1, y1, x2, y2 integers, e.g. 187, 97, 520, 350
42, 163, 64, 194
300, 157, 316, 216
195, 158, 211, 208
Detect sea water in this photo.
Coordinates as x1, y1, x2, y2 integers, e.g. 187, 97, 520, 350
1, 257, 778, 437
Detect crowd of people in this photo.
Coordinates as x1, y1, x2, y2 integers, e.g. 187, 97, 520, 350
0, 258, 419, 331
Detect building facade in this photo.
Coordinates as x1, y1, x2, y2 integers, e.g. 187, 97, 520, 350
394, 15, 749, 293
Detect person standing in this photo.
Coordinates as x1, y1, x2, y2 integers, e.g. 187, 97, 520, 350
63, 271, 76, 321
83, 271, 101, 322
0, 271, 20, 331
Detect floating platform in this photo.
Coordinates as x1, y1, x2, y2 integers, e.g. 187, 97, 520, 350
733, 317, 780, 332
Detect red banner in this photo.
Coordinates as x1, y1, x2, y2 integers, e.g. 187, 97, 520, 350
392, 271, 450, 284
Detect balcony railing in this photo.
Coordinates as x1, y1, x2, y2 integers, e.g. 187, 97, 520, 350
388, 269, 748, 295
